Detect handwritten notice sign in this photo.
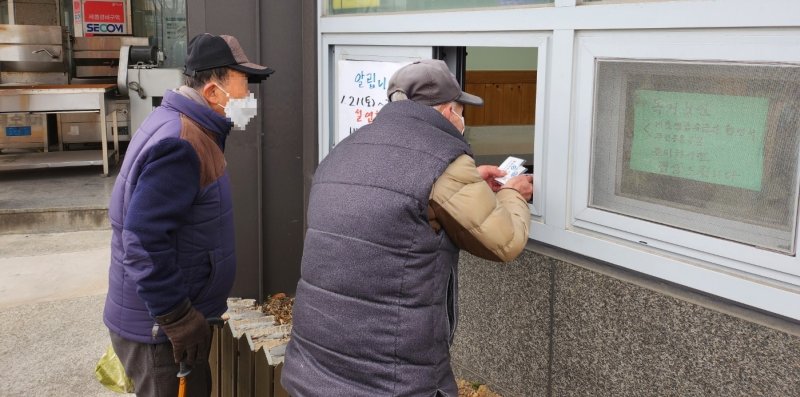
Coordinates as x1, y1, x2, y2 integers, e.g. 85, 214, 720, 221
337, 59, 410, 143
630, 90, 769, 191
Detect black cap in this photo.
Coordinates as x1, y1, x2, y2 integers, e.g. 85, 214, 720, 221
184, 33, 274, 83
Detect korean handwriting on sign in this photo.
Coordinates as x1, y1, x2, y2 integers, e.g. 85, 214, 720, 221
340, 96, 379, 108
630, 90, 769, 191
342, 70, 392, 127
354, 109, 376, 123
354, 71, 387, 89
648, 98, 711, 118
341, 96, 383, 124
337, 60, 410, 145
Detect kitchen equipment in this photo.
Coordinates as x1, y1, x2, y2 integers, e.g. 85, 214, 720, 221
0, 24, 66, 85
71, 36, 148, 83
117, 45, 183, 136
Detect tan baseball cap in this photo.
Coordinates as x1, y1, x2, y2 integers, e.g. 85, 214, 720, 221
387, 59, 484, 106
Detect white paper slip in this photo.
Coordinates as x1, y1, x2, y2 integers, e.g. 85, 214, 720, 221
494, 156, 526, 185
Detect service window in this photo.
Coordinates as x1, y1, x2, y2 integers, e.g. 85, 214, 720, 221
463, 47, 538, 169
320, 33, 549, 216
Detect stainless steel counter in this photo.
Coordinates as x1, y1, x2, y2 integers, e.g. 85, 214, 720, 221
0, 83, 121, 175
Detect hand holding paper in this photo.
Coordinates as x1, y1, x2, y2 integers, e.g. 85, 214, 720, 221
494, 156, 526, 185
477, 165, 506, 192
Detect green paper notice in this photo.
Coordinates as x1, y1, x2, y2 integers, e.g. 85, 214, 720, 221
630, 90, 769, 191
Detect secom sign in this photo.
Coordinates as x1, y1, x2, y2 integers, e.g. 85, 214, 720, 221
86, 23, 125, 33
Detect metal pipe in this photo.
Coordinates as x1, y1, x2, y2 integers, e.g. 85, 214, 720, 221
158, 0, 165, 60
63, 10, 73, 85
256, 0, 264, 303
7, 0, 14, 25
150, 0, 163, 58
57, 0, 64, 26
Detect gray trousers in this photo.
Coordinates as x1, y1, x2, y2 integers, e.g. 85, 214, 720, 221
109, 331, 211, 397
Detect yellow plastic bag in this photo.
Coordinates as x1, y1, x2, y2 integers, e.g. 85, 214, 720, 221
95, 344, 135, 393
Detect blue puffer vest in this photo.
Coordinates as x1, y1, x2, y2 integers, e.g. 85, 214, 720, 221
104, 90, 236, 344
282, 100, 472, 397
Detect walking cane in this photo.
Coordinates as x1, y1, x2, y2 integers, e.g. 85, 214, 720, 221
177, 361, 191, 397
176, 317, 224, 397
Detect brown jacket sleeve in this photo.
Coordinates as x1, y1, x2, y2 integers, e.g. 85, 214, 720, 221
429, 154, 531, 262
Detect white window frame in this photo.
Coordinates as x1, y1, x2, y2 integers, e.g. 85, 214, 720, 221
316, 0, 800, 320
318, 32, 550, 217
570, 29, 800, 283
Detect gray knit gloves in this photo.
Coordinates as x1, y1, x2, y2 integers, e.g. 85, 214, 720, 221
156, 299, 211, 364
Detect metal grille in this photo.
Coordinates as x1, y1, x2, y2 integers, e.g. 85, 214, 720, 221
590, 59, 800, 254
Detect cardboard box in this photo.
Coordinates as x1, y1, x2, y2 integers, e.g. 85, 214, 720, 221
0, 113, 47, 149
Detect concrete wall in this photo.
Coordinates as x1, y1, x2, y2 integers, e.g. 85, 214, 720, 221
188, 0, 265, 300
187, 0, 315, 300
451, 244, 800, 397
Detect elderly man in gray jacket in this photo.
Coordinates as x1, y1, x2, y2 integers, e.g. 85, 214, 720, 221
282, 59, 533, 396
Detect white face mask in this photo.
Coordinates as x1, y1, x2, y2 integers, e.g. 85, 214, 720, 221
215, 84, 258, 131
456, 112, 466, 134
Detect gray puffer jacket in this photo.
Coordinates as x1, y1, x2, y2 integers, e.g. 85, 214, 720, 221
282, 99, 530, 397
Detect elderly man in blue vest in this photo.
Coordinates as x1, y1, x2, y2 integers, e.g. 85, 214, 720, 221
282, 59, 533, 396
104, 34, 273, 396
